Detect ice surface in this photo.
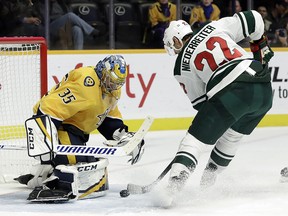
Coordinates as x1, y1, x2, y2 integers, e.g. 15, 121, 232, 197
0, 127, 288, 216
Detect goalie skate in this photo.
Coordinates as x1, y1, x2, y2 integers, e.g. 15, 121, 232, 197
27, 186, 76, 202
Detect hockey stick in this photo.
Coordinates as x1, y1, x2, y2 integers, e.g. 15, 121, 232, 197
1, 116, 154, 158
120, 159, 174, 197
0, 144, 27, 150
54, 115, 154, 157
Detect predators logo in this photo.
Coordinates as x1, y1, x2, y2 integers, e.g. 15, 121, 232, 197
84, 76, 95, 87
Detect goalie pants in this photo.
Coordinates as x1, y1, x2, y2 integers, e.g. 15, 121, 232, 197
189, 81, 273, 144
53, 125, 97, 166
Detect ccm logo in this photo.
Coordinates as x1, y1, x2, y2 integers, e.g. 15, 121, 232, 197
77, 164, 98, 172
27, 127, 35, 149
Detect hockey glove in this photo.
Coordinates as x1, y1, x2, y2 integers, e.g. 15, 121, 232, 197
250, 35, 274, 64
104, 125, 145, 165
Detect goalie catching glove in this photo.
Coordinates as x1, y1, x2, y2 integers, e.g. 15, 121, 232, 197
104, 125, 145, 165
250, 35, 274, 64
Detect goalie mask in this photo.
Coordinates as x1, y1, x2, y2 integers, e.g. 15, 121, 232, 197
163, 20, 193, 56
95, 55, 127, 93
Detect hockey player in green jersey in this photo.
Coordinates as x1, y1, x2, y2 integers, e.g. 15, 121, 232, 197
15, 55, 145, 202
162, 10, 274, 199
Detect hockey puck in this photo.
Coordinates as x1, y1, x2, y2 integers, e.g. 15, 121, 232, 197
120, 189, 130, 198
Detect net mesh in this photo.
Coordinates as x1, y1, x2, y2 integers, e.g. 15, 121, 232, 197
0, 42, 43, 182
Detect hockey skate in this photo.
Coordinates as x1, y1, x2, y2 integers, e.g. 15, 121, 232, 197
167, 170, 189, 194
27, 164, 78, 202
156, 170, 189, 207
27, 185, 76, 202
200, 162, 218, 189
280, 167, 288, 183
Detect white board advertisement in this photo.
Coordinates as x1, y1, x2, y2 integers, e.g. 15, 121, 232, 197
47, 51, 288, 120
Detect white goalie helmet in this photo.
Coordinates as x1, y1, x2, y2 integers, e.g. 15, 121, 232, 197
163, 20, 193, 56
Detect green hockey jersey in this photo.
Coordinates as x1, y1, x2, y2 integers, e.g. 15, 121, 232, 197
174, 10, 269, 109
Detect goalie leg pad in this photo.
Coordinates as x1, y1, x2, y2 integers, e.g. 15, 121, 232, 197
27, 159, 110, 202
76, 158, 109, 199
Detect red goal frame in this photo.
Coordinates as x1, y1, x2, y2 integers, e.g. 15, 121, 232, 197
0, 36, 48, 96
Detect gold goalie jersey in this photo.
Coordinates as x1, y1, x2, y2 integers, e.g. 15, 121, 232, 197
33, 66, 122, 134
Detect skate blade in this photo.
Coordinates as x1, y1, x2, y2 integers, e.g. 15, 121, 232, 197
28, 196, 70, 203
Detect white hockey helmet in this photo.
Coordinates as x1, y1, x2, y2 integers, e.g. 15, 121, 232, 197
163, 20, 193, 56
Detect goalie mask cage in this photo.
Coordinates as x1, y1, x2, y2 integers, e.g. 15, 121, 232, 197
0, 37, 47, 183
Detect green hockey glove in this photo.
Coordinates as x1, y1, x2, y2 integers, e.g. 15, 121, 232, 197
250, 35, 274, 64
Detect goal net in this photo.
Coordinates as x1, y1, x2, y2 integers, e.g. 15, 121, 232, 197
0, 37, 47, 183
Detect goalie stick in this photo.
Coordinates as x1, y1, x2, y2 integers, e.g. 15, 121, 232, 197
1, 116, 154, 159
0, 144, 27, 150
120, 159, 173, 197
53, 115, 154, 157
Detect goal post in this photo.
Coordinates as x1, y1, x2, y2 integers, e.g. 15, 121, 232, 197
0, 37, 47, 183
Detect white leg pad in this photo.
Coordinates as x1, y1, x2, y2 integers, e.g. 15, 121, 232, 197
76, 158, 109, 199
43, 158, 110, 200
